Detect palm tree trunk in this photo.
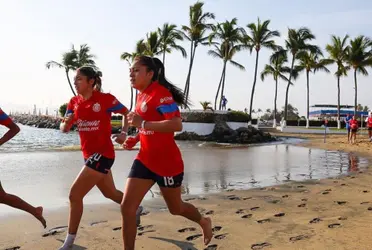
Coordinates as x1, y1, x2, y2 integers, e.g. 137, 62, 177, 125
129, 87, 134, 111
65, 69, 76, 96
214, 63, 226, 110
249, 49, 260, 117
183, 41, 194, 108
162, 50, 166, 65
284, 54, 295, 122
306, 70, 310, 120
274, 76, 278, 124
185, 45, 196, 105
337, 75, 341, 128
219, 64, 227, 110
354, 69, 357, 116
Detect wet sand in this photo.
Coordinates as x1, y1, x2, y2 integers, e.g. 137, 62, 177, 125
1, 134, 372, 249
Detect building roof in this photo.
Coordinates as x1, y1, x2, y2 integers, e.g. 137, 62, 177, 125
310, 104, 354, 108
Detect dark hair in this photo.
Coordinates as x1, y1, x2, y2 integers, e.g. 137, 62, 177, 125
135, 56, 190, 107
78, 66, 103, 92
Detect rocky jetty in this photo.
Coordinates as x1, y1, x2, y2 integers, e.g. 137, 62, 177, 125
175, 118, 276, 144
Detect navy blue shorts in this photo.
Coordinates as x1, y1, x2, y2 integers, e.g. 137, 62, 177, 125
128, 160, 183, 188
84, 153, 115, 174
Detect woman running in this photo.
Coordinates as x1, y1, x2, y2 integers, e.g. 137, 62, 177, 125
59, 66, 142, 250
365, 112, 372, 141
349, 115, 358, 144
120, 56, 213, 250
0, 108, 46, 228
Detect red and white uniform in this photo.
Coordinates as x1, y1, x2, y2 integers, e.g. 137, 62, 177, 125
367, 117, 372, 128
0, 108, 12, 127
135, 81, 183, 176
350, 119, 358, 130
65, 91, 128, 159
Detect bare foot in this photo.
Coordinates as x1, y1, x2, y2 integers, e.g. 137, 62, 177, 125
35, 206, 47, 228
200, 217, 212, 245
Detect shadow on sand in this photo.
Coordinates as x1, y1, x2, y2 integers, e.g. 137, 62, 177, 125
148, 236, 198, 250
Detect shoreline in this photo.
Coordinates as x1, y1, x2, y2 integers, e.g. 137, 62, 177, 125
1, 134, 372, 249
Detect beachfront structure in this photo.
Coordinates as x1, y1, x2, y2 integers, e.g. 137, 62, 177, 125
309, 104, 369, 120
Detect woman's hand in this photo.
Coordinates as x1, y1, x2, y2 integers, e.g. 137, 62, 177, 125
127, 112, 143, 128
123, 136, 139, 150
112, 133, 127, 145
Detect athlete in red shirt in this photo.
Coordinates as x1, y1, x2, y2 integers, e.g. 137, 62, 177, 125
365, 113, 372, 141
349, 116, 358, 144
120, 56, 212, 249
59, 67, 142, 250
0, 108, 46, 228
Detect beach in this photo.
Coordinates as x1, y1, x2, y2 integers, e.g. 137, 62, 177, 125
1, 133, 372, 249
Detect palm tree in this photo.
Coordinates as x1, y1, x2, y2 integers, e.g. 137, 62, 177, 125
261, 49, 293, 127
46, 44, 96, 96
296, 51, 332, 127
200, 101, 213, 111
182, 1, 215, 107
158, 23, 187, 65
243, 18, 280, 118
325, 35, 350, 128
120, 40, 147, 110
345, 35, 372, 115
208, 18, 245, 110
208, 43, 245, 110
142, 32, 163, 57
283, 27, 319, 124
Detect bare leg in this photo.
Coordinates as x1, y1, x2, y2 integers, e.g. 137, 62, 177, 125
121, 178, 154, 250
0, 182, 46, 228
67, 166, 105, 235
160, 186, 213, 246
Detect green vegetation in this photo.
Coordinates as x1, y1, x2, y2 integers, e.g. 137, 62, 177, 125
59, 103, 67, 117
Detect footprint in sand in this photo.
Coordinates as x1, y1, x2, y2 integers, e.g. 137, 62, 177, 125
338, 216, 347, 221
185, 198, 196, 201
301, 198, 308, 202
227, 195, 241, 201
340, 183, 347, 186
186, 234, 203, 241
367, 207, 372, 211
322, 191, 330, 195
282, 195, 289, 198
309, 218, 322, 224
90, 220, 108, 226
297, 185, 305, 188
113, 227, 121, 231
204, 244, 218, 250
268, 200, 281, 204
241, 214, 253, 219
335, 201, 347, 205
198, 197, 208, 200
212, 226, 222, 233
236, 209, 245, 214
243, 197, 253, 200
274, 213, 285, 217
178, 227, 197, 233
360, 202, 370, 205
251, 242, 272, 249
138, 230, 156, 236
214, 233, 228, 240
250, 207, 260, 211
363, 190, 370, 193
5, 246, 21, 250
206, 210, 214, 215
257, 218, 271, 224
138, 225, 153, 231
298, 203, 306, 208
290, 235, 311, 242
42, 226, 68, 237
328, 223, 342, 228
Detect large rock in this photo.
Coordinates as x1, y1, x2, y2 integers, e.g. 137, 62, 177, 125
175, 119, 276, 144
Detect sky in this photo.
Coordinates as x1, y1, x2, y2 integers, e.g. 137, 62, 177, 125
1, 0, 372, 116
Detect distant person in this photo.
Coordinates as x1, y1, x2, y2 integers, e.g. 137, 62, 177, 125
58, 67, 142, 250
345, 114, 352, 142
0, 108, 46, 228
121, 56, 213, 249
221, 95, 228, 110
349, 115, 358, 144
365, 112, 372, 141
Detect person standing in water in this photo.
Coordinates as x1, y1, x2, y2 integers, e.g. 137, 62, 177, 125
58, 66, 142, 250
0, 108, 46, 228
349, 115, 358, 144
120, 56, 213, 250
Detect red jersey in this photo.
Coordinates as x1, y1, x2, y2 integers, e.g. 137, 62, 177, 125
368, 117, 372, 128
66, 91, 128, 159
0, 108, 12, 127
135, 81, 183, 176
350, 119, 358, 129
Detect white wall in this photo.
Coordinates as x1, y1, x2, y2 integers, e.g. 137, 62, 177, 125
177, 122, 249, 136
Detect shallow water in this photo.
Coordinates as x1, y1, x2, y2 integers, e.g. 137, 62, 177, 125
0, 137, 368, 215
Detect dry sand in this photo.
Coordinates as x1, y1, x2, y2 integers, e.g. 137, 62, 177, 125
1, 133, 372, 250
